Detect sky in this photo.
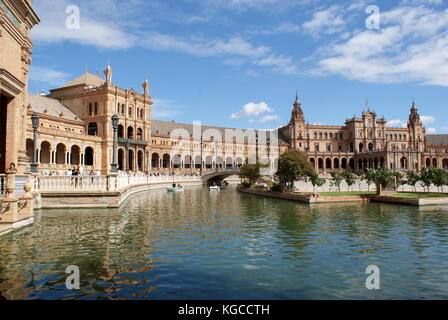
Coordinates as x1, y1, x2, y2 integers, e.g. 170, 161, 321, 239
28, 0, 448, 133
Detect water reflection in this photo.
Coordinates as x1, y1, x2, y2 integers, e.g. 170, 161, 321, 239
0, 186, 448, 299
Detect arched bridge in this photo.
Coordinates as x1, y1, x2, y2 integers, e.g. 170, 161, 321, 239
201, 167, 240, 186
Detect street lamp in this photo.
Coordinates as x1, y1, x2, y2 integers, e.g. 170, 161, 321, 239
256, 131, 259, 164
200, 135, 203, 176
125, 141, 131, 173
30, 113, 40, 174
111, 114, 119, 173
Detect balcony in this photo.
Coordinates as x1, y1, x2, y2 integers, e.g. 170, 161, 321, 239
118, 138, 149, 146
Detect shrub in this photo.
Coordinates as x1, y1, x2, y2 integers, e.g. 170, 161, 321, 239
240, 181, 251, 189
255, 184, 268, 190
270, 183, 285, 192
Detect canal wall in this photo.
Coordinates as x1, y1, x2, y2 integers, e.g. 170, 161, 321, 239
238, 188, 448, 207
35, 180, 202, 209
371, 195, 448, 206
237, 187, 372, 204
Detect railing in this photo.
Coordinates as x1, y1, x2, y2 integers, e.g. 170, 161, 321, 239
202, 167, 241, 176
0, 174, 5, 195
34, 174, 201, 192
0, 174, 27, 196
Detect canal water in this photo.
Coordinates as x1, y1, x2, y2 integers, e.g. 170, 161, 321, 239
0, 186, 447, 300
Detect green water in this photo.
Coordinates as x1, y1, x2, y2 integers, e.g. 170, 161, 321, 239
0, 186, 447, 299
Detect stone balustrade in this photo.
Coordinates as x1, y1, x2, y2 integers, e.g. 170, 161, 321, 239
33, 174, 201, 192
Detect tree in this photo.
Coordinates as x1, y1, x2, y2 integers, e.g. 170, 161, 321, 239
355, 170, 364, 191
330, 171, 343, 192
405, 170, 420, 192
432, 168, 448, 192
238, 163, 260, 185
365, 169, 377, 192
276, 150, 314, 190
420, 167, 434, 192
341, 170, 356, 191
309, 172, 326, 192
371, 168, 394, 194
393, 171, 405, 191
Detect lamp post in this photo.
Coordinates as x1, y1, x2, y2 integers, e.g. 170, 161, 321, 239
125, 141, 131, 173
200, 134, 203, 176
30, 113, 40, 174
256, 131, 259, 164
111, 115, 119, 173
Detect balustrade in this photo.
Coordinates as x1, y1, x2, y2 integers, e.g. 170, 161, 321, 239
33, 173, 201, 192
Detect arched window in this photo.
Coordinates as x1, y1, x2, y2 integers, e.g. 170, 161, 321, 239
56, 143, 66, 164
127, 126, 134, 139
118, 124, 124, 138
136, 128, 143, 140
88, 122, 98, 136
40, 141, 51, 164
85, 147, 94, 166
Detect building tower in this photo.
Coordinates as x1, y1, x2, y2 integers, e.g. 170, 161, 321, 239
289, 92, 306, 151
104, 63, 112, 84
407, 101, 425, 167
142, 77, 149, 96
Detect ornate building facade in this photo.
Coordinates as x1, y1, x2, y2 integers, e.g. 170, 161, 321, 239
0, 0, 39, 173
278, 95, 448, 172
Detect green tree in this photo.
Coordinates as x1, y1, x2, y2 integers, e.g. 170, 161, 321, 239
371, 168, 394, 194
355, 170, 364, 191
238, 163, 260, 185
365, 169, 377, 192
420, 167, 435, 192
276, 150, 314, 190
432, 168, 448, 192
309, 172, 326, 192
341, 170, 356, 191
405, 170, 420, 192
393, 171, 405, 191
330, 171, 343, 192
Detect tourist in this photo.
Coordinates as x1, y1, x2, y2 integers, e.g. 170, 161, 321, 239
78, 165, 84, 176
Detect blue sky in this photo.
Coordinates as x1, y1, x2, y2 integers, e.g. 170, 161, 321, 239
29, 0, 448, 132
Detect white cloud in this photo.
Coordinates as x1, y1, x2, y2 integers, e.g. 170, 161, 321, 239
387, 119, 408, 128
249, 115, 279, 123
231, 102, 273, 119
421, 115, 436, 124
257, 55, 299, 75
29, 66, 71, 87
152, 98, 183, 119
142, 34, 270, 58
387, 114, 436, 128
32, 0, 135, 49
303, 5, 346, 36
248, 22, 301, 36
427, 127, 437, 133
246, 69, 260, 77
401, 0, 443, 5
31, 0, 299, 76
313, 5, 448, 86
259, 114, 280, 123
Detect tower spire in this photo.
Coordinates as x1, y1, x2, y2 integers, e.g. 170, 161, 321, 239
104, 62, 112, 84
142, 75, 150, 96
